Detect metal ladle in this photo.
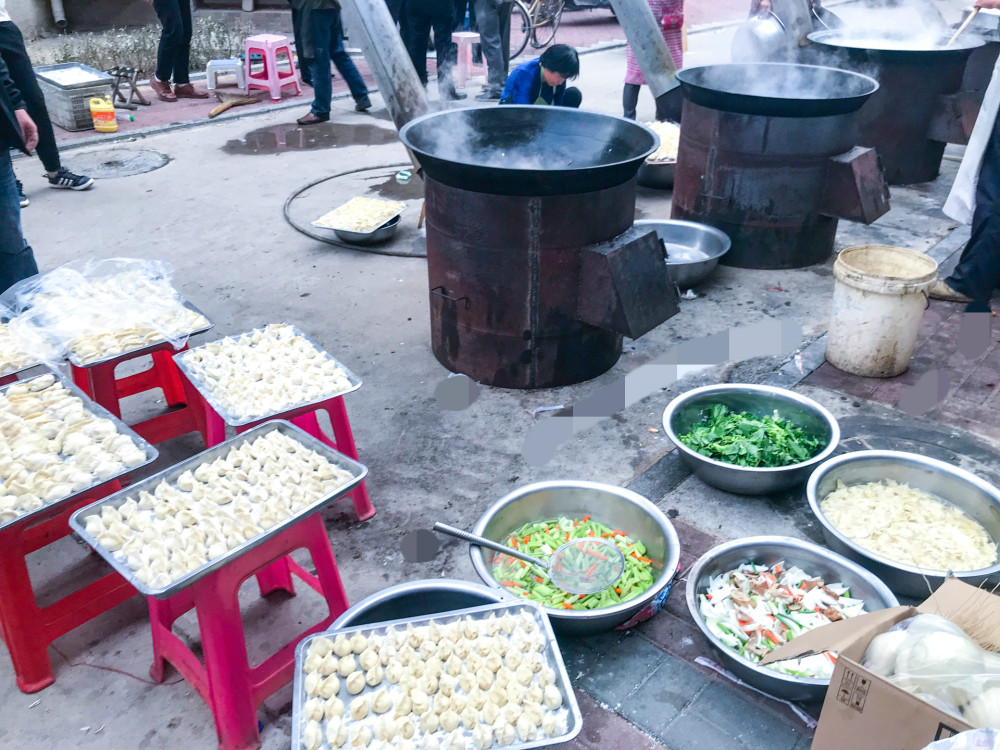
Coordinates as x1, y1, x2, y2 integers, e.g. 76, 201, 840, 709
433, 522, 626, 596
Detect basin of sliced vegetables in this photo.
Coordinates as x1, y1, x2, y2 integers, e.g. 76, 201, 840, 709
491, 516, 656, 610
698, 561, 867, 679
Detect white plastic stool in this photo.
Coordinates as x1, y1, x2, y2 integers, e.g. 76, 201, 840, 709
206, 58, 246, 91
453, 31, 484, 87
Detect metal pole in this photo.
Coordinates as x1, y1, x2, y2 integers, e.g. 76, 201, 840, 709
608, 0, 679, 98
339, 0, 430, 132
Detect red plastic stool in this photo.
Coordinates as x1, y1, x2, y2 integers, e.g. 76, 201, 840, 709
71, 342, 210, 447
179, 374, 375, 522
147, 513, 349, 750
0, 480, 136, 693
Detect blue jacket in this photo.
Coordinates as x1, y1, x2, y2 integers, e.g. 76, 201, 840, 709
499, 58, 565, 106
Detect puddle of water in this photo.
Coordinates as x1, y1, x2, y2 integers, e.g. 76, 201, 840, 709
223, 122, 399, 155
366, 173, 424, 201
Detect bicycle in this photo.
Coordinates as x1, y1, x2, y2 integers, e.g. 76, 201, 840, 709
507, 0, 564, 60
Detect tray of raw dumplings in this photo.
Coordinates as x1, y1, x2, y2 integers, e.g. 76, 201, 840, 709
68, 420, 367, 598
292, 601, 583, 750
0, 371, 157, 530
173, 323, 362, 426
0, 318, 41, 378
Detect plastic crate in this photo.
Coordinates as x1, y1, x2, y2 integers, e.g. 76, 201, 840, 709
34, 63, 114, 132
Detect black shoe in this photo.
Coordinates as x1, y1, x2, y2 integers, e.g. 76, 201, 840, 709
355, 96, 372, 112
47, 167, 94, 191
444, 89, 468, 100
475, 89, 502, 101
297, 112, 329, 125
16, 180, 27, 207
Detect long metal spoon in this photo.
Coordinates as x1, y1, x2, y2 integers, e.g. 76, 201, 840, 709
433, 522, 625, 596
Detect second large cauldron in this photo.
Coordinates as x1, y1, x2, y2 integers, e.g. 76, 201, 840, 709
671, 63, 890, 270
400, 107, 680, 389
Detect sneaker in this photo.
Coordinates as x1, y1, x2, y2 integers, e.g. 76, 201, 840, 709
928, 280, 972, 303
16, 179, 27, 207
47, 167, 95, 191
355, 96, 372, 112
150, 77, 177, 102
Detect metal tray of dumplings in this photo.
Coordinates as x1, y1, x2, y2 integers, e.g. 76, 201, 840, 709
173, 324, 363, 427
0, 370, 158, 532
68, 419, 367, 599
66, 300, 214, 369
292, 599, 583, 750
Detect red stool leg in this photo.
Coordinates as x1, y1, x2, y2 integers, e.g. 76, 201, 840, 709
152, 350, 187, 407
193, 574, 262, 750
325, 398, 375, 521
301, 516, 349, 616
88, 361, 123, 419
179, 371, 227, 448
0, 532, 54, 693
289, 411, 333, 448
148, 589, 198, 685
255, 558, 296, 597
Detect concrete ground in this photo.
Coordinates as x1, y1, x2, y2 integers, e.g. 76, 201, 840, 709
3, 2, 1000, 749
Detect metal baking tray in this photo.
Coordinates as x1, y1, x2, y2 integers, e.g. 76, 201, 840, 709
311, 204, 407, 236
34, 62, 115, 90
66, 300, 214, 369
68, 420, 367, 599
291, 600, 583, 750
0, 370, 158, 532
173, 324, 362, 427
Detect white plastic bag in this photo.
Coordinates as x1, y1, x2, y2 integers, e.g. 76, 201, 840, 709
923, 728, 1000, 750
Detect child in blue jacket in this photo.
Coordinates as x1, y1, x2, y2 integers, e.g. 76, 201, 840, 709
499, 44, 581, 107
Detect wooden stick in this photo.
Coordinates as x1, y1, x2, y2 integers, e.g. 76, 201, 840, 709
947, 7, 980, 47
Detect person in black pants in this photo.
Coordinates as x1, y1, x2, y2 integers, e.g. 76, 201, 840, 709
473, 0, 511, 99
406, 0, 466, 100
289, 0, 315, 86
0, 11, 92, 206
146, 0, 209, 102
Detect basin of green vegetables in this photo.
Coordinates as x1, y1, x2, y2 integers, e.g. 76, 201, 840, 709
491, 516, 657, 610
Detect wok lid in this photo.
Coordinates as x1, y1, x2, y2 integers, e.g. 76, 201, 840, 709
399, 106, 658, 196
808, 29, 985, 59
676, 62, 879, 118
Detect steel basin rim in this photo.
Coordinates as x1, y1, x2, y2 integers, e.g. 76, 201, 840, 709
469, 479, 681, 620
633, 219, 732, 263
662, 383, 842, 475
331, 579, 511, 629
805, 449, 1000, 579
685, 534, 900, 690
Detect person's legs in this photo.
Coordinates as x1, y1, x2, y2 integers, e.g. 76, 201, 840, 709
0, 23, 55, 172
563, 86, 581, 108
329, 9, 371, 106
946, 117, 1000, 302
0, 151, 38, 295
431, 12, 462, 97
308, 9, 336, 117
474, 0, 504, 93
622, 82, 640, 119
152, 0, 184, 83
499, 0, 511, 73
406, 9, 433, 85
171, 0, 194, 85
290, 1, 313, 84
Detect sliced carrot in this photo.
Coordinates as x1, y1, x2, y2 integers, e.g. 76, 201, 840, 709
582, 515, 591, 522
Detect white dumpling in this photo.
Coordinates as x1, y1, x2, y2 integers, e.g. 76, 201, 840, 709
439, 709, 459, 733
303, 719, 323, 750
458, 672, 475, 694
397, 644, 417, 667
462, 616, 479, 640
304, 672, 323, 697
516, 715, 538, 741
499, 613, 517, 635
333, 633, 353, 657
366, 664, 384, 687
467, 687, 488, 710
506, 703, 523, 724
320, 674, 341, 699
476, 667, 493, 691
472, 722, 493, 750
542, 713, 559, 736
444, 654, 463, 678
420, 734, 439, 750
349, 724, 372, 748
427, 620, 444, 644
346, 670, 365, 695
475, 637, 494, 657
495, 667, 514, 688
410, 689, 429, 716
305, 652, 325, 674
384, 660, 404, 684
515, 663, 533, 686
434, 694, 452, 715
419, 711, 439, 734
310, 636, 334, 659
417, 673, 437, 695
538, 666, 556, 687
526, 684, 544, 704
466, 653, 484, 673
489, 685, 508, 708
304, 697, 325, 722
442, 730, 465, 750
395, 718, 415, 740
371, 688, 392, 714
495, 722, 516, 746
325, 696, 345, 720
484, 651, 503, 673
483, 700, 501, 725
459, 705, 478, 731
350, 632, 368, 654
543, 685, 563, 710
393, 693, 413, 719
358, 646, 378, 671
372, 714, 396, 742
438, 673, 456, 697
523, 700, 544, 727
506, 681, 525, 707
349, 695, 370, 721
327, 716, 348, 748
519, 610, 537, 632
338, 654, 358, 678
435, 639, 454, 661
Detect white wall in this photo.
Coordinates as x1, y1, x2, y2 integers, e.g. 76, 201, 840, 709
7, 0, 53, 38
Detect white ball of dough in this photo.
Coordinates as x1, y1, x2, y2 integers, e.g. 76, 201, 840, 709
338, 654, 358, 678
346, 670, 366, 695
371, 688, 392, 714
543, 684, 563, 710
350, 695, 370, 721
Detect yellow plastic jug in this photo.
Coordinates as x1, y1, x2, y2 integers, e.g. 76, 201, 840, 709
89, 97, 117, 133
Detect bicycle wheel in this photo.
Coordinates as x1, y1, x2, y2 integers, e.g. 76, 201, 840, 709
531, 0, 563, 48
508, 0, 532, 60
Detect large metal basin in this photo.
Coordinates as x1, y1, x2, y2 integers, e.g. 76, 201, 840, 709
332, 579, 509, 628
634, 219, 731, 288
469, 481, 681, 635
807, 450, 1000, 598
686, 536, 899, 702
662, 384, 841, 495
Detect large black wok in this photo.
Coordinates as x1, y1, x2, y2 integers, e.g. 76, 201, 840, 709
676, 63, 878, 118
809, 29, 984, 61
399, 106, 657, 196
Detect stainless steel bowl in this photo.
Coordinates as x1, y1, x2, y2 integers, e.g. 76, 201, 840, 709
333, 214, 401, 245
634, 219, 732, 289
637, 160, 675, 190
807, 450, 1000, 598
469, 480, 681, 635
332, 579, 509, 628
663, 384, 841, 495
686, 535, 899, 702
731, 11, 792, 63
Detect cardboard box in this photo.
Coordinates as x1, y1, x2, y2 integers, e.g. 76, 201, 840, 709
761, 579, 1000, 750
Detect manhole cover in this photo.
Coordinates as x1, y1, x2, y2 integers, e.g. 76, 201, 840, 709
67, 149, 169, 178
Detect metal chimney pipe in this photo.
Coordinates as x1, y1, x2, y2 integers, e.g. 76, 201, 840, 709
50, 0, 67, 30
608, 0, 679, 99
339, 0, 430, 132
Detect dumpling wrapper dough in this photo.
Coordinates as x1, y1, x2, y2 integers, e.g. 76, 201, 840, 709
371, 688, 392, 714
349, 695, 370, 721
346, 670, 366, 695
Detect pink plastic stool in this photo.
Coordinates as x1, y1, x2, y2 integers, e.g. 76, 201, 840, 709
71, 342, 212, 447
178, 372, 376, 522
453, 31, 484, 87
0, 479, 135, 693
147, 513, 349, 750
244, 34, 301, 102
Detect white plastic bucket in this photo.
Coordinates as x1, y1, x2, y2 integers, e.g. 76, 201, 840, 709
825, 245, 938, 378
